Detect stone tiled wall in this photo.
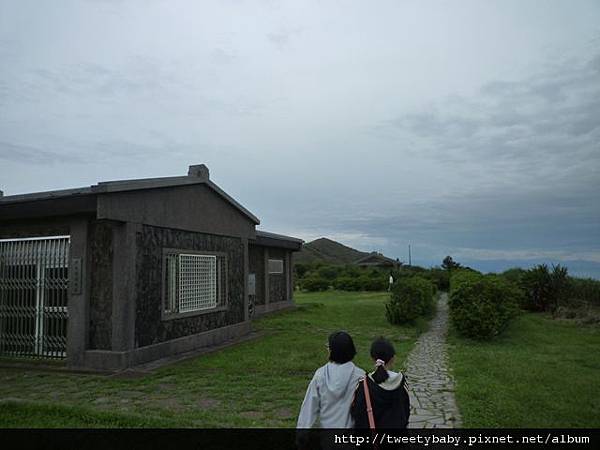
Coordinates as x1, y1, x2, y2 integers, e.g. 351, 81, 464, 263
88, 220, 114, 350
134, 225, 245, 348
267, 247, 287, 304
248, 244, 265, 305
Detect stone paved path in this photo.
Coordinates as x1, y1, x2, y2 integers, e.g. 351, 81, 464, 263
404, 293, 462, 428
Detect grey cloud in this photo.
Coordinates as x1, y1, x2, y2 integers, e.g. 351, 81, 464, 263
267, 32, 289, 47
1, 1, 599, 277
1, 56, 268, 122
284, 188, 600, 269
284, 76, 600, 268
375, 51, 600, 177
210, 48, 237, 65
266, 26, 303, 49
0, 136, 181, 166
7, 59, 183, 101
0, 141, 86, 164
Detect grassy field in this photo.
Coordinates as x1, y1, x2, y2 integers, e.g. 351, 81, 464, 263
448, 312, 600, 427
0, 291, 416, 428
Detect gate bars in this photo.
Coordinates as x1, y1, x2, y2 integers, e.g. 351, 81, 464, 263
0, 236, 70, 359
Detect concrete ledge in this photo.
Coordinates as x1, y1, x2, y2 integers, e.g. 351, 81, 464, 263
80, 321, 252, 371
0, 357, 113, 375
82, 349, 129, 372
255, 300, 295, 316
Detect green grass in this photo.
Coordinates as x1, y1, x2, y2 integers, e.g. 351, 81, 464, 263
0, 401, 183, 428
448, 312, 600, 427
0, 291, 415, 428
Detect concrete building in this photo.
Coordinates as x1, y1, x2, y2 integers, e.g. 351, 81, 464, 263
0, 165, 302, 371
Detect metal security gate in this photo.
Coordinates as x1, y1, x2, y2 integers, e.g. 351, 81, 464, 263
0, 236, 69, 359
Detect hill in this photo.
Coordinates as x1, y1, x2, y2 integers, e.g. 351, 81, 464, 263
294, 237, 369, 265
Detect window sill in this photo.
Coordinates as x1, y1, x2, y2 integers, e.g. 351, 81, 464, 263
161, 306, 228, 321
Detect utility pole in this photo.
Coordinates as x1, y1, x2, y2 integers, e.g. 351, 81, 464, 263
408, 244, 412, 266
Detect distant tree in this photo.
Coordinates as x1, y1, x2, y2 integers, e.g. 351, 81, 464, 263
295, 263, 308, 279
442, 256, 461, 271
501, 267, 527, 284
549, 264, 570, 316
521, 264, 569, 313
317, 265, 339, 281
521, 264, 552, 311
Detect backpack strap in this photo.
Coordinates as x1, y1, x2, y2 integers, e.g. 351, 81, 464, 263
362, 377, 376, 430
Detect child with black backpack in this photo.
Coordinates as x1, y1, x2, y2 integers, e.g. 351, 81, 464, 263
351, 337, 410, 429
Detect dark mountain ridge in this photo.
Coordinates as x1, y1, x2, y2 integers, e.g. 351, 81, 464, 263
294, 237, 370, 265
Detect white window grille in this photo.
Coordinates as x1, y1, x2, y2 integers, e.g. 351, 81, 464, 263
268, 259, 284, 274
0, 236, 69, 359
179, 254, 216, 312
164, 252, 227, 315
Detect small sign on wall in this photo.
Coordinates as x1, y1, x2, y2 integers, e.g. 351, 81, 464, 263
248, 273, 256, 296
268, 259, 284, 274
71, 257, 82, 295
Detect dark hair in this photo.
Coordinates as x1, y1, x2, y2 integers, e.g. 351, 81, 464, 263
328, 331, 357, 364
370, 337, 396, 384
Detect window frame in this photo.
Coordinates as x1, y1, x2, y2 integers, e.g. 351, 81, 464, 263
161, 248, 229, 321
268, 258, 284, 274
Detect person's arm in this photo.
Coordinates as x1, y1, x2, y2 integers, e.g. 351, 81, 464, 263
296, 372, 320, 428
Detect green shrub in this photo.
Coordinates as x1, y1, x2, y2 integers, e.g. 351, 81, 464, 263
521, 264, 552, 311
317, 265, 340, 281
301, 276, 330, 292
342, 265, 362, 278
501, 267, 527, 285
332, 274, 387, 291
367, 268, 383, 278
428, 268, 450, 291
294, 263, 309, 279
449, 272, 520, 339
569, 277, 600, 307
353, 275, 370, 291
393, 266, 427, 280
501, 265, 599, 311
361, 275, 387, 291
333, 276, 360, 291
385, 276, 434, 324
520, 264, 570, 313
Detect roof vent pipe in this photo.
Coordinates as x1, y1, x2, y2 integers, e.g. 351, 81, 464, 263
187, 164, 210, 181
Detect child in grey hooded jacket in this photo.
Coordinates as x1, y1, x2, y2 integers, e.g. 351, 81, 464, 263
297, 331, 365, 428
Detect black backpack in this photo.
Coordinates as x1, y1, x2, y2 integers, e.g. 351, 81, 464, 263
351, 374, 410, 429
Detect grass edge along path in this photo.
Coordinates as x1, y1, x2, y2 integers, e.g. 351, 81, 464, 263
447, 312, 600, 428
0, 291, 417, 428
0, 400, 185, 428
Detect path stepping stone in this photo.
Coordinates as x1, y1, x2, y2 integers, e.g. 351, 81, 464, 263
404, 293, 462, 428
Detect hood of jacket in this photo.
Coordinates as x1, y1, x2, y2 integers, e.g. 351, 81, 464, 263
322, 361, 363, 398
368, 370, 405, 391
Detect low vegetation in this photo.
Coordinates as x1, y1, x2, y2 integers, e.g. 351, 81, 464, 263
449, 271, 520, 340
2, 250, 597, 429
385, 276, 435, 325
296, 262, 450, 293
297, 264, 389, 292
444, 258, 600, 427
499, 265, 600, 324
0, 291, 417, 428
448, 312, 600, 427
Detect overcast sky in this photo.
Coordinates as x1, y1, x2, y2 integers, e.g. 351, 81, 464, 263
1, 0, 599, 277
